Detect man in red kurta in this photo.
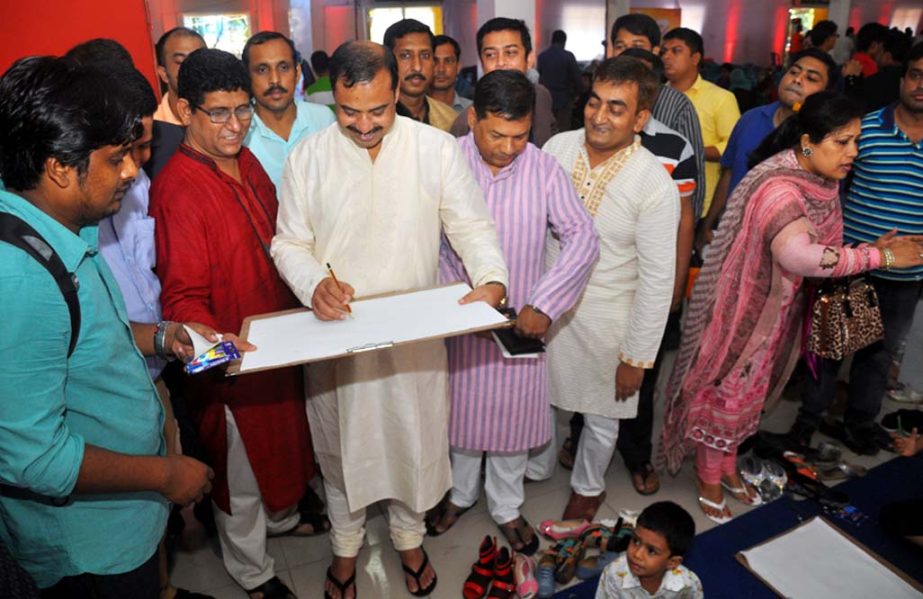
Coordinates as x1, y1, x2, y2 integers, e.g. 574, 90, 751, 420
150, 48, 316, 599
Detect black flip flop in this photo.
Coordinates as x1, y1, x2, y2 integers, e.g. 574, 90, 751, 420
402, 547, 438, 597
324, 566, 356, 599
247, 576, 296, 599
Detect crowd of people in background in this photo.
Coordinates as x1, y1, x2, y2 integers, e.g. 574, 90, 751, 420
1, 9, 922, 599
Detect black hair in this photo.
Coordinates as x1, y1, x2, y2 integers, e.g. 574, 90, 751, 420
856, 22, 889, 52
611, 13, 661, 48
177, 48, 251, 109
906, 42, 923, 76
621, 48, 665, 81
311, 50, 330, 75
329, 41, 398, 92
242, 31, 298, 68
155, 27, 206, 67
434, 35, 461, 60
846, 26, 855, 36
593, 56, 660, 111
748, 91, 863, 169
636, 501, 696, 557
788, 48, 838, 89
883, 30, 912, 64
113, 66, 158, 118
551, 30, 567, 45
0, 56, 141, 191
473, 69, 535, 121
809, 20, 838, 48
65, 38, 134, 69
383, 19, 435, 51
477, 18, 532, 55
663, 28, 704, 58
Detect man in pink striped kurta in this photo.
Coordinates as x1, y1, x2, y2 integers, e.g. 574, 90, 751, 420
431, 70, 599, 554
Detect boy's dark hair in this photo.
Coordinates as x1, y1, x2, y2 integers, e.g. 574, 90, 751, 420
310, 50, 330, 75
383, 19, 435, 51
473, 69, 535, 121
663, 28, 704, 58
155, 27, 205, 67
114, 66, 158, 118
0, 57, 141, 191
434, 35, 461, 60
809, 20, 838, 48
611, 13, 661, 48
856, 22, 889, 52
883, 30, 912, 64
551, 30, 567, 45
177, 48, 251, 108
477, 18, 532, 55
637, 501, 696, 557
788, 48, 838, 89
593, 56, 660, 112
65, 38, 134, 69
242, 31, 298, 68
330, 41, 398, 91
621, 48, 665, 80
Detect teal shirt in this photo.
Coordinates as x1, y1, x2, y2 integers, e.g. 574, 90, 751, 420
244, 100, 336, 190
0, 190, 167, 588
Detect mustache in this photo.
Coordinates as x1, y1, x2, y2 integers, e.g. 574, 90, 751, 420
347, 125, 383, 136
403, 72, 426, 82
264, 85, 288, 96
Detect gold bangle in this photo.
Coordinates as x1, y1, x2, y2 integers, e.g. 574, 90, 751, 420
882, 248, 894, 270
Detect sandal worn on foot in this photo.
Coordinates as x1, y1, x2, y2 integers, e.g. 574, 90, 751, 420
697, 495, 732, 525
558, 437, 577, 470
513, 553, 538, 599
270, 510, 331, 538
498, 516, 539, 556
629, 463, 660, 496
463, 535, 497, 599
561, 490, 606, 522
401, 547, 437, 597
487, 547, 515, 599
323, 567, 356, 599
720, 481, 763, 506
249, 576, 296, 599
425, 498, 474, 537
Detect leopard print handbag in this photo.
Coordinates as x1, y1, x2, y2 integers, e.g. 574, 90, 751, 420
807, 276, 884, 360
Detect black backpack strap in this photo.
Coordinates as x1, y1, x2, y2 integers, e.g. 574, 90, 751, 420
0, 212, 80, 357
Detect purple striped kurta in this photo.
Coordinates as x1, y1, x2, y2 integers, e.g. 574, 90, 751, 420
440, 134, 599, 452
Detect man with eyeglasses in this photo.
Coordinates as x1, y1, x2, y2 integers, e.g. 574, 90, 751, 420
383, 19, 457, 132
242, 31, 335, 190
150, 48, 318, 599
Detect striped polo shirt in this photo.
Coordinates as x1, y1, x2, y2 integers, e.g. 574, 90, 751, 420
843, 104, 923, 281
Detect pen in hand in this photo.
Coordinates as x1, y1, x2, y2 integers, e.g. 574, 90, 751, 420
326, 263, 352, 316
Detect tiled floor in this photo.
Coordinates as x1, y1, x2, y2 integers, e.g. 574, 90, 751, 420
170, 346, 904, 598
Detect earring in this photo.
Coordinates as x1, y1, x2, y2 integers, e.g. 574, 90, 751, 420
801, 146, 813, 157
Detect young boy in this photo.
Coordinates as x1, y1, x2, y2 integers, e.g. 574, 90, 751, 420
596, 501, 703, 598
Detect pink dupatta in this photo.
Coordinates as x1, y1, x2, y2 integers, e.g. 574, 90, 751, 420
658, 150, 842, 474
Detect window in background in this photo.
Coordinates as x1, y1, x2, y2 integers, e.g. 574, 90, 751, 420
560, 5, 606, 61
184, 13, 251, 57
368, 5, 442, 44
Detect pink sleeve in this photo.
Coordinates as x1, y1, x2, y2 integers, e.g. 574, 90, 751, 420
772, 225, 881, 278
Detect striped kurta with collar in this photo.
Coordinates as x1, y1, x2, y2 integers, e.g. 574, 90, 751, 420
439, 134, 599, 452
843, 104, 923, 282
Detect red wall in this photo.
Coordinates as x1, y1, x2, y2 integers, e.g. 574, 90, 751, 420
0, 0, 159, 93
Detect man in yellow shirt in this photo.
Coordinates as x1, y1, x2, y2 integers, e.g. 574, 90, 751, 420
662, 28, 739, 216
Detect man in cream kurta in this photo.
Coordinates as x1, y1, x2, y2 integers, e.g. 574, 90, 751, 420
537, 57, 679, 522
271, 41, 507, 597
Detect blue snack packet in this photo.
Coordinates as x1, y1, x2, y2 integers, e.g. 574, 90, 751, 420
185, 340, 241, 374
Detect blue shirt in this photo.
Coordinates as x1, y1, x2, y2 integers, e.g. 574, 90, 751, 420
721, 101, 779, 194
844, 105, 923, 281
0, 190, 167, 588
244, 100, 336, 190
97, 169, 165, 379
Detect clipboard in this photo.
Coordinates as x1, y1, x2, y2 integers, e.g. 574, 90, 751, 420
226, 282, 510, 375
736, 516, 923, 598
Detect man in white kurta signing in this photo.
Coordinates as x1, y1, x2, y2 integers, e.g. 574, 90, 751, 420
271, 41, 508, 599
542, 56, 679, 522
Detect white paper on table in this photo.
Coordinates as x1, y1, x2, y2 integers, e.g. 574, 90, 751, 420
739, 517, 923, 599
233, 283, 508, 374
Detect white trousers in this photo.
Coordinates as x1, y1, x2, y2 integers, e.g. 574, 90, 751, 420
571, 413, 620, 497
525, 407, 558, 482
450, 448, 528, 525
214, 406, 300, 590
324, 478, 426, 558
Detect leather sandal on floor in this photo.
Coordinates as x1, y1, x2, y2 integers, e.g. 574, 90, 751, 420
464, 535, 497, 599
401, 547, 438, 597
629, 463, 660, 495
697, 496, 732, 525
498, 516, 539, 556
324, 566, 356, 599
248, 576, 296, 599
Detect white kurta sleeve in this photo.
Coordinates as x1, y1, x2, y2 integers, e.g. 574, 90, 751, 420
271, 145, 329, 308
438, 137, 509, 289
618, 175, 680, 369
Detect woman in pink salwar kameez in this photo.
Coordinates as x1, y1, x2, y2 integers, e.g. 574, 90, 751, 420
658, 92, 923, 523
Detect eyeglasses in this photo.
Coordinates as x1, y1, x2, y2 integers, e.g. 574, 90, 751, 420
195, 103, 255, 124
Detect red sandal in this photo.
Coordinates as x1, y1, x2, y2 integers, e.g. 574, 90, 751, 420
487, 547, 515, 599
463, 535, 498, 599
